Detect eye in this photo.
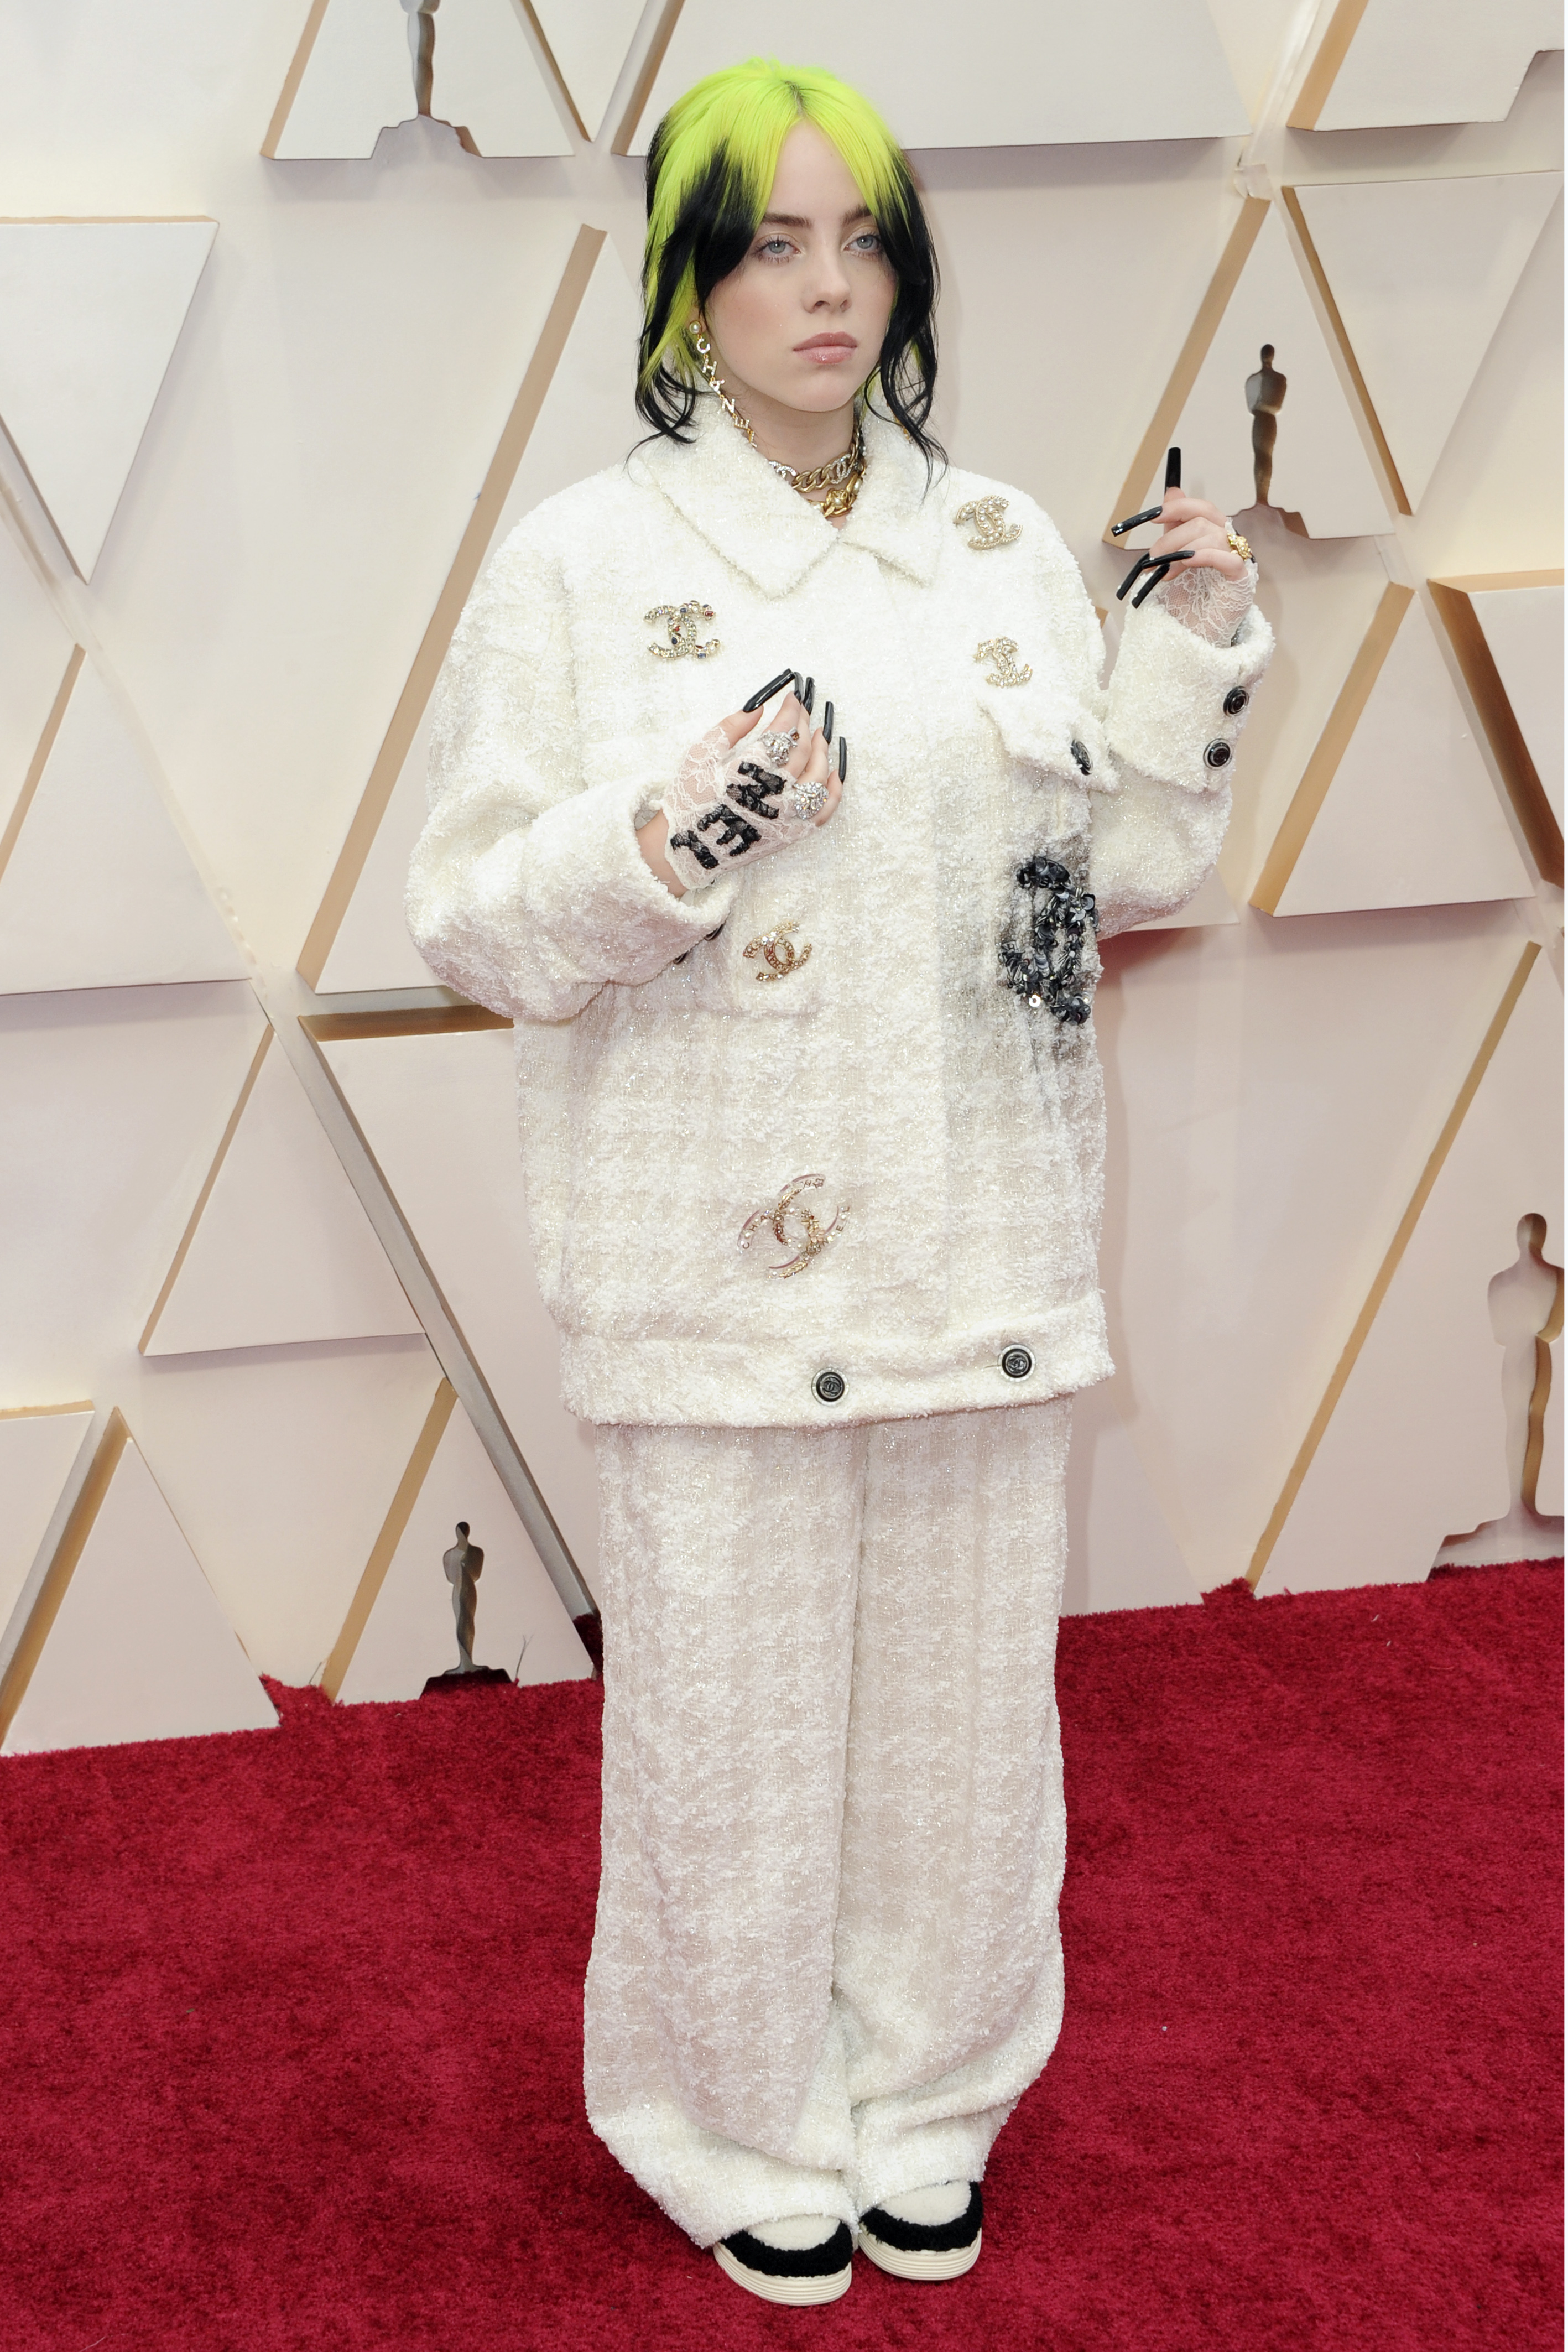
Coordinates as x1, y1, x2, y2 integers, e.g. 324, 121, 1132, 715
848, 231, 883, 254
754, 236, 796, 261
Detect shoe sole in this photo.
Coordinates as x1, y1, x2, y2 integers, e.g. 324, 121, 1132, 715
713, 2243, 853, 2304
857, 2225, 982, 2282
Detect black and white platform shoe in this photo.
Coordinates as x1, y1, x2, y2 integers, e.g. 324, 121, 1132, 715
857, 2181, 983, 2281
713, 2217, 855, 2304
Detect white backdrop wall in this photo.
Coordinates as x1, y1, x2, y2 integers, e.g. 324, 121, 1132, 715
0, 0, 1561, 1751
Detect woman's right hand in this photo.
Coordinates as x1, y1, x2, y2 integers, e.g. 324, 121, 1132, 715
639, 675, 846, 897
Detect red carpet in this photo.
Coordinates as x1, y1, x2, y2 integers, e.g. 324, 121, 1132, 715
3, 1564, 1560, 2350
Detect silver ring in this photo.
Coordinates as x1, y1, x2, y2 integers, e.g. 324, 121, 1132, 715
758, 729, 798, 764
791, 779, 829, 820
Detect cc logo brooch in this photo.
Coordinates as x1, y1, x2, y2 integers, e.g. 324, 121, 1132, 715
954, 496, 1021, 551
743, 920, 812, 982
738, 1173, 845, 1277
647, 600, 721, 661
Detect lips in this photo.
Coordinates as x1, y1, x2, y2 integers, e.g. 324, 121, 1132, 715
795, 335, 856, 353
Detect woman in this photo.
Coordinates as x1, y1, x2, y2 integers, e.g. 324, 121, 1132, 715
408, 59, 1269, 2308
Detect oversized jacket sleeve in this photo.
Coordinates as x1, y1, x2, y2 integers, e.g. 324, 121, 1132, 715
405, 518, 744, 1021
1089, 588, 1273, 939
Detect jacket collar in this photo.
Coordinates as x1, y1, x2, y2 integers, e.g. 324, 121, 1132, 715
630, 393, 945, 599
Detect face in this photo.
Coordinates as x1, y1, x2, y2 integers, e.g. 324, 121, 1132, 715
700, 119, 897, 419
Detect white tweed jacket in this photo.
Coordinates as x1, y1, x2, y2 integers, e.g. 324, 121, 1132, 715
407, 398, 1272, 1428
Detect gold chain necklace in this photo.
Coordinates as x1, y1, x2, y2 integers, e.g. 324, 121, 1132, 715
690, 328, 866, 521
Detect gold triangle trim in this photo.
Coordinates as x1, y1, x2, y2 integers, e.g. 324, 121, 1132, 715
296, 222, 607, 988
1247, 941, 1542, 1588
303, 1004, 510, 1043
1105, 197, 1271, 543
0, 1408, 128, 1745
611, 0, 686, 155
320, 1377, 457, 1699
262, 0, 334, 159
138, 1027, 274, 1354
1250, 579, 1414, 913
0, 1401, 93, 1419
1279, 184, 1411, 516
0, 645, 84, 888
1429, 574, 1564, 890
1288, 0, 1373, 129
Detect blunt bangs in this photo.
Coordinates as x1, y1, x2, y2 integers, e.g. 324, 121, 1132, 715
637, 59, 941, 462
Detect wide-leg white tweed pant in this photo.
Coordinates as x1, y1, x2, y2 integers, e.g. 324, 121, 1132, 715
583, 1399, 1072, 2247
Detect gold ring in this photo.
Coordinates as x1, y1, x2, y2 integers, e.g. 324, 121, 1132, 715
1226, 529, 1253, 563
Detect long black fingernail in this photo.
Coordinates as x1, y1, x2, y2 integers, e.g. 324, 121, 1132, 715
837, 736, 848, 783
1116, 552, 1153, 600
793, 671, 805, 700
1132, 561, 1179, 608
1111, 504, 1162, 538
1164, 446, 1182, 490
822, 700, 834, 743
800, 675, 815, 715
742, 669, 796, 713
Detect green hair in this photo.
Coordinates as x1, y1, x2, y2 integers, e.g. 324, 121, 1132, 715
637, 59, 940, 455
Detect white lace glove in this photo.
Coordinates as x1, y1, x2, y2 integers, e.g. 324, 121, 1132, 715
1158, 554, 1259, 647
660, 689, 841, 894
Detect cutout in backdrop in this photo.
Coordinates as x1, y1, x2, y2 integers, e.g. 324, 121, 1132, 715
0, 657, 244, 994
324, 1377, 591, 1701
0, 1411, 278, 1755
1109, 200, 1394, 543
1257, 946, 1562, 1592
0, 219, 216, 577
314, 1014, 600, 1587
624, 0, 1248, 153
1286, 174, 1562, 513
1291, 0, 1562, 132
1252, 584, 1533, 915
265, 0, 570, 158
0, 1404, 94, 1649
141, 1028, 422, 1356
312, 228, 641, 992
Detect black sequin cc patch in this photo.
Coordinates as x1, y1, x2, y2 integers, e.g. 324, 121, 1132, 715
999, 855, 1099, 1026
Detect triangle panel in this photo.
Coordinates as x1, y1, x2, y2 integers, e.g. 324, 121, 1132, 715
1133, 204, 1393, 540
143, 1032, 423, 1355
1272, 596, 1533, 914
0, 659, 244, 993
1260, 950, 1562, 1593
270, 0, 568, 159
1292, 174, 1561, 509
334, 1391, 591, 1702
0, 220, 216, 577
1305, 0, 1562, 132
3, 1419, 278, 1754
627, 0, 1248, 153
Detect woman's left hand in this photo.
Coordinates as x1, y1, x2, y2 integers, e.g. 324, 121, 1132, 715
1149, 492, 1245, 578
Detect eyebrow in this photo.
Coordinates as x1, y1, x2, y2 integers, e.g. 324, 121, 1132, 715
759, 207, 876, 230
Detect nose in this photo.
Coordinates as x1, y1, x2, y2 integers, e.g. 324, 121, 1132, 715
804, 247, 852, 310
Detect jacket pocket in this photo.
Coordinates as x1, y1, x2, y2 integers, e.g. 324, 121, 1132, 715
975, 670, 1112, 795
